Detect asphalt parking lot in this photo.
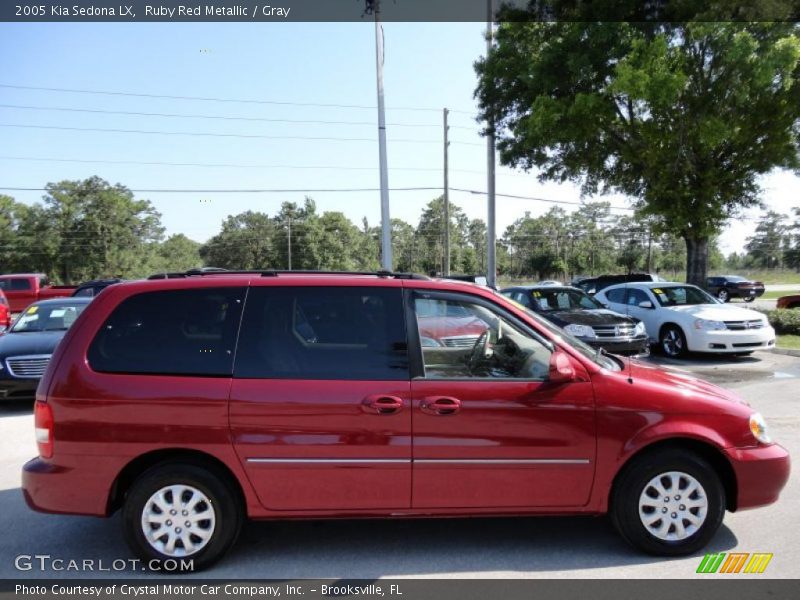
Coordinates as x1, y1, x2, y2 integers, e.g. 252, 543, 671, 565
0, 350, 798, 580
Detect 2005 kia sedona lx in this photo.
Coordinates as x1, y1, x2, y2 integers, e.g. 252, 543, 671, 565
22, 271, 790, 570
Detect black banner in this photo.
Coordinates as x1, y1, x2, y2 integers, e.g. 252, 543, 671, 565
2, 580, 800, 600
2, 0, 799, 23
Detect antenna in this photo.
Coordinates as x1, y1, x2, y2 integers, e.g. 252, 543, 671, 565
624, 278, 634, 384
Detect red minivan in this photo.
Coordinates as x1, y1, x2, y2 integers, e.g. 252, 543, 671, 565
22, 272, 790, 570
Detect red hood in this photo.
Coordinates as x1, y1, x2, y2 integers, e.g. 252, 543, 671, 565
625, 358, 750, 407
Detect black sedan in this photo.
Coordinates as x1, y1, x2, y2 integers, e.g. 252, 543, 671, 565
501, 285, 649, 356
0, 297, 91, 402
706, 275, 765, 303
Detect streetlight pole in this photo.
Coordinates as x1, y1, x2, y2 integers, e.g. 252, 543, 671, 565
372, 0, 393, 271
443, 107, 450, 276
486, 0, 497, 288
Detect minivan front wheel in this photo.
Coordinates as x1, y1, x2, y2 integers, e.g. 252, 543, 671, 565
122, 463, 242, 571
611, 450, 725, 556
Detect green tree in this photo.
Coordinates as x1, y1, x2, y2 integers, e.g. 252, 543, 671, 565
201, 211, 278, 270
475, 15, 800, 286
0, 195, 28, 273
151, 234, 202, 274
745, 210, 790, 268
33, 177, 164, 282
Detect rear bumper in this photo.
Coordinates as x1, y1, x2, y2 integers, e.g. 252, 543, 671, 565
22, 456, 111, 516
725, 443, 790, 511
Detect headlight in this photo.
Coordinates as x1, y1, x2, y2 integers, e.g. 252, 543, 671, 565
419, 336, 443, 348
749, 412, 772, 444
564, 324, 595, 338
694, 319, 727, 331
633, 321, 646, 336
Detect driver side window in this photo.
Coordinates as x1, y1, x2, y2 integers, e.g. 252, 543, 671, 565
414, 295, 552, 380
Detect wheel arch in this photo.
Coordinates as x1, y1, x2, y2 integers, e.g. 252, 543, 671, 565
106, 448, 246, 516
609, 437, 738, 513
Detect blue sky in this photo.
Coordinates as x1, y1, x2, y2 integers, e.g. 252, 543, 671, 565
0, 22, 796, 254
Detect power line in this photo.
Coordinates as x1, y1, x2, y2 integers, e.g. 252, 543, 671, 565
0, 103, 445, 129
0, 155, 442, 172
0, 186, 442, 194
0, 123, 442, 144
0, 83, 478, 115
449, 187, 636, 211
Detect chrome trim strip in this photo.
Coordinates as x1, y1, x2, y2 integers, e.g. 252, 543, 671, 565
416, 459, 590, 465
246, 458, 410, 464
246, 458, 590, 465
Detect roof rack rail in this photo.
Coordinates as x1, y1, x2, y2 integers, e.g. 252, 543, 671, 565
146, 269, 430, 280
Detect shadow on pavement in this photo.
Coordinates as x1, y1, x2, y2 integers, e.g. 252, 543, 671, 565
0, 486, 739, 579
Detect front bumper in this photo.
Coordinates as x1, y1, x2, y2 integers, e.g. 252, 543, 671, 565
725, 443, 790, 510
584, 335, 650, 357
0, 377, 38, 401
688, 327, 775, 353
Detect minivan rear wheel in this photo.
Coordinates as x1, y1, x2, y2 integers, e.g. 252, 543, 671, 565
122, 463, 242, 571
610, 450, 725, 556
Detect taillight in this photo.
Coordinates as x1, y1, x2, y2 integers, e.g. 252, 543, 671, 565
34, 401, 54, 459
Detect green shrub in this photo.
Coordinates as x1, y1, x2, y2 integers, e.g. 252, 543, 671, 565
757, 309, 800, 336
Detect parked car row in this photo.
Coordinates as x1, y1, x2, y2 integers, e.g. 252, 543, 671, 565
21, 269, 790, 570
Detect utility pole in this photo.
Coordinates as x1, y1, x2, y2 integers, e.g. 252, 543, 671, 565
287, 216, 292, 270
443, 107, 450, 276
370, 0, 393, 271
486, 0, 497, 288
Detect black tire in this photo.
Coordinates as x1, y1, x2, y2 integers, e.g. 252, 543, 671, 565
122, 463, 243, 572
659, 325, 688, 358
716, 289, 730, 302
610, 450, 725, 556
743, 296, 755, 303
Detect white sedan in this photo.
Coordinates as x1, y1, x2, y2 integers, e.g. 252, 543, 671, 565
594, 282, 775, 358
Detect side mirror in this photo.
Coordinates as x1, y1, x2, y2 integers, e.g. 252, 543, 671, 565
638, 301, 654, 309
548, 350, 576, 383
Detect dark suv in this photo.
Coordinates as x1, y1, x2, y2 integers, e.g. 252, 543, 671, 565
22, 271, 789, 570
501, 286, 649, 356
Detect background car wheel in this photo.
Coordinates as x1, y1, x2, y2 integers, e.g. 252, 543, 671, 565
611, 450, 725, 556
717, 289, 730, 302
660, 325, 687, 358
122, 463, 242, 572
743, 297, 755, 303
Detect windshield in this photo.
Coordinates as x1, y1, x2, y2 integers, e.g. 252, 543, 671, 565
725, 276, 747, 282
651, 285, 718, 307
494, 291, 620, 371
11, 303, 86, 333
531, 288, 603, 312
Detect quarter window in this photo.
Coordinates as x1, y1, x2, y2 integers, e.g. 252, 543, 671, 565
414, 295, 552, 380
234, 287, 409, 380
88, 288, 245, 376
605, 288, 626, 303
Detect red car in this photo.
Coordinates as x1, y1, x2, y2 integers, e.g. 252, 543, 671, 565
776, 294, 800, 309
0, 273, 78, 313
0, 289, 10, 331
22, 272, 789, 570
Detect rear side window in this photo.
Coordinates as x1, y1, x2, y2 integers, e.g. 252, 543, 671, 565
0, 278, 32, 291
88, 288, 246, 376
235, 286, 409, 380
